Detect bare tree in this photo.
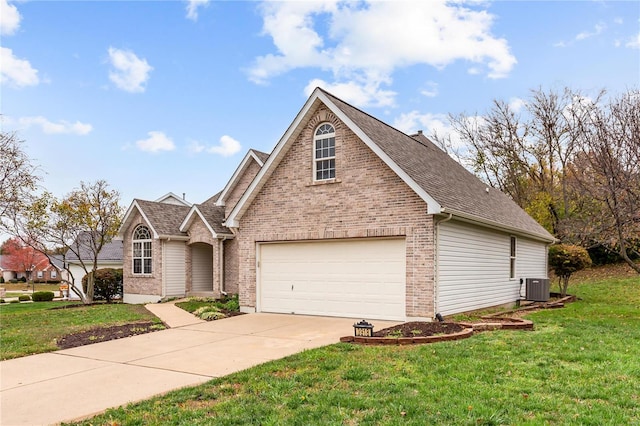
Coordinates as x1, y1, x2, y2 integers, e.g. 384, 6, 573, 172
567, 90, 640, 273
446, 89, 582, 234
15, 180, 124, 302
0, 131, 39, 228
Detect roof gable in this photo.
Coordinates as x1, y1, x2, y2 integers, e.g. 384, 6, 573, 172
118, 199, 190, 239
227, 88, 553, 242
154, 192, 191, 206
179, 204, 233, 237
215, 150, 268, 207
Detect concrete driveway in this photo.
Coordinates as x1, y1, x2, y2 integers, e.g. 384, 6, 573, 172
1, 312, 398, 425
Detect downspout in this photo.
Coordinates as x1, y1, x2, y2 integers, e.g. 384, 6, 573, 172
433, 213, 453, 320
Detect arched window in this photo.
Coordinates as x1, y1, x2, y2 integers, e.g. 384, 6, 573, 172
132, 225, 152, 274
314, 123, 336, 181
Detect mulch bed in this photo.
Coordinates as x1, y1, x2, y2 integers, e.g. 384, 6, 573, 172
57, 322, 164, 349
373, 321, 465, 337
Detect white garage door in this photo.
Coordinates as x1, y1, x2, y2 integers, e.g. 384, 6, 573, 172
259, 238, 406, 321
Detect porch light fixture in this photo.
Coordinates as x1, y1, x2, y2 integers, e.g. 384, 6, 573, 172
353, 320, 374, 337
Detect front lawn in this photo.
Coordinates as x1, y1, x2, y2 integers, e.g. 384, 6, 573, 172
68, 274, 640, 425
0, 302, 163, 360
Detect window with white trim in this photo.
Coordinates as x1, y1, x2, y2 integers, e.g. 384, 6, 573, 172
314, 123, 335, 181
51, 270, 57, 279
133, 225, 152, 274
510, 236, 517, 279
37, 271, 43, 279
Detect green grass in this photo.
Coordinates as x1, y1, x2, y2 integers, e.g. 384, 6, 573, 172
0, 283, 62, 292
0, 302, 163, 360
67, 275, 640, 425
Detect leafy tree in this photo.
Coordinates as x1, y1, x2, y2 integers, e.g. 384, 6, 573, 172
0, 131, 39, 229
82, 268, 123, 303
1, 237, 47, 281
548, 244, 592, 297
14, 180, 123, 303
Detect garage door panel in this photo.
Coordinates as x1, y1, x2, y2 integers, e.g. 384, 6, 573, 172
259, 239, 406, 321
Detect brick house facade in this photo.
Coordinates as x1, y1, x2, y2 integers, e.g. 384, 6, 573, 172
119, 88, 554, 319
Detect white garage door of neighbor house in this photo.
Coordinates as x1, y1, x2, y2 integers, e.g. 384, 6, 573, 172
258, 238, 406, 321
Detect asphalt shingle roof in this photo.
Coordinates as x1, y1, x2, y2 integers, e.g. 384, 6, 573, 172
194, 203, 231, 235
66, 234, 123, 261
134, 199, 191, 237
321, 89, 554, 241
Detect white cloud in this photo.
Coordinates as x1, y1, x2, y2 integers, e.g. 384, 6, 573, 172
108, 47, 153, 93
135, 131, 175, 153
208, 135, 241, 157
185, 0, 209, 21
249, 1, 516, 106
189, 136, 242, 156
420, 82, 439, 98
556, 22, 607, 47
626, 33, 640, 49
393, 111, 465, 149
575, 23, 606, 41
509, 97, 526, 113
304, 78, 396, 108
0, 0, 21, 35
0, 47, 39, 87
13, 116, 92, 135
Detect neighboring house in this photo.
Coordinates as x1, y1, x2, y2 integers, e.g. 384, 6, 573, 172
65, 234, 124, 299
0, 255, 24, 282
119, 88, 555, 320
32, 256, 63, 283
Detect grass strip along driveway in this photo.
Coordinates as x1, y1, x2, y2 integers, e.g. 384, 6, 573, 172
0, 302, 163, 360
67, 275, 640, 425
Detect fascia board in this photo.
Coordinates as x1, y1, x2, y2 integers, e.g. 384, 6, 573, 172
118, 201, 160, 239
155, 192, 192, 206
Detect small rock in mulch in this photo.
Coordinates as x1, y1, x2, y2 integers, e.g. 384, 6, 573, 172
373, 321, 465, 338
57, 322, 165, 349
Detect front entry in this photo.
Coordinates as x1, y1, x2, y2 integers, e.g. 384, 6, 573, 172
191, 242, 213, 292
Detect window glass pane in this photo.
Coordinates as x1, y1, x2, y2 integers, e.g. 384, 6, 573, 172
133, 259, 141, 274
144, 259, 152, 274
133, 242, 141, 257
52, 271, 57, 278
143, 241, 152, 257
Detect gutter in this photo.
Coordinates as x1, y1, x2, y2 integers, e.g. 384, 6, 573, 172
440, 207, 556, 243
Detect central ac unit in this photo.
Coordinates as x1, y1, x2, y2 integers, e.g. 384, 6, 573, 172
525, 278, 550, 302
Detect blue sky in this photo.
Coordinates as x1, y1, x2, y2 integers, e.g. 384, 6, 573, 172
1, 0, 639, 209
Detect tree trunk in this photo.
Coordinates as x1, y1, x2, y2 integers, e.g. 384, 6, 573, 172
86, 270, 95, 302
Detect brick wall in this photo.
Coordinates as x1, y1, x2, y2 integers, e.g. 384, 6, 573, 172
122, 210, 162, 296
223, 238, 239, 294
224, 159, 262, 217
236, 105, 435, 319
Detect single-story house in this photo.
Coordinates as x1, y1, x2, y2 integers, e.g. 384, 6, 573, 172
65, 233, 124, 299
119, 88, 555, 320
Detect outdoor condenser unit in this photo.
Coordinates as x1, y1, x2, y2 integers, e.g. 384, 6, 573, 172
525, 278, 550, 302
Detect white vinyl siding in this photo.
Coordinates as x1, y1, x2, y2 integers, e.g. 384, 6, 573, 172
437, 221, 519, 316
191, 243, 213, 292
163, 241, 186, 297
516, 238, 548, 281
258, 238, 406, 321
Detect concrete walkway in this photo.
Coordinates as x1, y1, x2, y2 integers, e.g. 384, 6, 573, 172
0, 303, 399, 425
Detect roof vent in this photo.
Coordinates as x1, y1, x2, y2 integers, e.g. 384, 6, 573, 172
485, 187, 489, 193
